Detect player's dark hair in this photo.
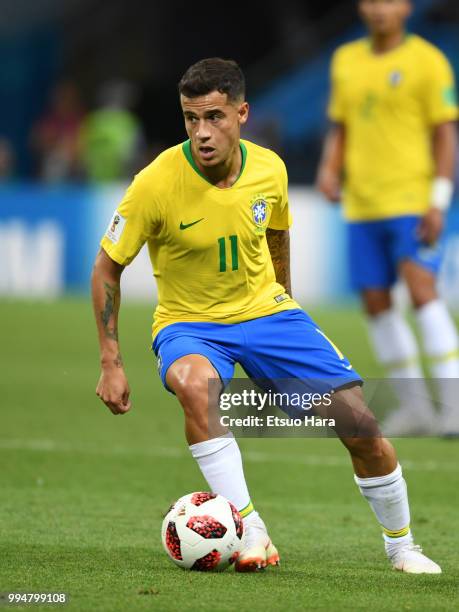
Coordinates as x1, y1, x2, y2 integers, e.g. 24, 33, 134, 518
178, 58, 245, 102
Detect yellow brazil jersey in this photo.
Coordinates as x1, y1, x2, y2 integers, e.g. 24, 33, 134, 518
100, 139, 300, 337
328, 35, 458, 221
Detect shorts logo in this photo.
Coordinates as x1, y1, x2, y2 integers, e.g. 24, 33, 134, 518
251, 197, 268, 227
105, 210, 126, 244
157, 352, 163, 375
417, 244, 441, 263
389, 70, 403, 87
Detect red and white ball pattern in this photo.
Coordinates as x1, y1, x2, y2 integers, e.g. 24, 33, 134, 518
161, 492, 244, 571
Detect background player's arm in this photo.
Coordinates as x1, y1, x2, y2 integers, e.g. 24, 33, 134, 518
316, 123, 346, 202
418, 121, 458, 244
91, 248, 131, 415
266, 228, 292, 296
433, 122, 457, 179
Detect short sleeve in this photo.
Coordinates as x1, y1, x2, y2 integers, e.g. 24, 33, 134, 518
328, 50, 346, 123
100, 171, 161, 266
423, 51, 459, 125
268, 159, 292, 230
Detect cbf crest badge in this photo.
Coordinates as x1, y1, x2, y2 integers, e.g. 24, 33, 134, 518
389, 70, 403, 87
250, 194, 269, 234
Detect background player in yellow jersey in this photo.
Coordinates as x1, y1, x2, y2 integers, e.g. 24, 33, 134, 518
92, 58, 441, 573
318, 0, 459, 437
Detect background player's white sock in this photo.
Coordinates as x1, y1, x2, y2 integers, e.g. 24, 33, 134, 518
368, 309, 422, 378
415, 299, 459, 378
415, 299, 459, 432
367, 309, 434, 418
189, 433, 254, 518
354, 463, 412, 544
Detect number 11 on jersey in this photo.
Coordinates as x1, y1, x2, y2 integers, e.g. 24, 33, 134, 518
218, 235, 239, 272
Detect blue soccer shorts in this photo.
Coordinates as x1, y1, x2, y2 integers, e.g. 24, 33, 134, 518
152, 309, 362, 400
348, 215, 444, 290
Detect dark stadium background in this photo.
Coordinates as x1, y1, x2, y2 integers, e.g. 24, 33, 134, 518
1, 2, 459, 611
1, 0, 458, 180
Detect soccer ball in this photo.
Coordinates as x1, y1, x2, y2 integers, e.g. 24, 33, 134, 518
161, 492, 244, 571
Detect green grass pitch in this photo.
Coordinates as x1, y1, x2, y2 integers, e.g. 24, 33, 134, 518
1, 299, 458, 611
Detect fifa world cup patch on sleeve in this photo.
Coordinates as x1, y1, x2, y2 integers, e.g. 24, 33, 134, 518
443, 86, 457, 107
274, 294, 288, 303
105, 210, 126, 243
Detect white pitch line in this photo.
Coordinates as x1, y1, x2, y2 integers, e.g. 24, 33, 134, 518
0, 438, 458, 474
244, 450, 459, 474
0, 438, 186, 458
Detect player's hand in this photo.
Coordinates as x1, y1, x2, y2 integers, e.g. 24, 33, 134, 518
316, 167, 341, 203
417, 207, 444, 245
96, 366, 132, 415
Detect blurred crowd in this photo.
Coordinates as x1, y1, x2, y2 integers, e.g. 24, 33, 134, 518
1, 78, 157, 184
1, 72, 457, 188
0, 75, 283, 185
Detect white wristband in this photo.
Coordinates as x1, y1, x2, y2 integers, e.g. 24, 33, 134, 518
431, 177, 454, 212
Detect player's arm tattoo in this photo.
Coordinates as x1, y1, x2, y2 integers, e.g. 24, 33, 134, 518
100, 281, 120, 341
113, 352, 124, 368
266, 228, 292, 296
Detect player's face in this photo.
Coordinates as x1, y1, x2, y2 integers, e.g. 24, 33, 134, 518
359, 0, 412, 36
181, 91, 249, 167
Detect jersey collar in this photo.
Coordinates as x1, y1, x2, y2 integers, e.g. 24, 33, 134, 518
182, 139, 247, 187
366, 33, 411, 56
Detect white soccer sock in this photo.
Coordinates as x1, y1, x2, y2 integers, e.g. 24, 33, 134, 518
354, 463, 412, 544
367, 309, 434, 415
189, 433, 254, 518
416, 299, 459, 379
368, 309, 422, 377
416, 299, 459, 426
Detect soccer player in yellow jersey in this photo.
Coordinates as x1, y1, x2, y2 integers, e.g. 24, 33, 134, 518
92, 58, 441, 573
318, 0, 459, 436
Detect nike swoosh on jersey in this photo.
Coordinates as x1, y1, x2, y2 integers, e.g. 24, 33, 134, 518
180, 218, 204, 230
